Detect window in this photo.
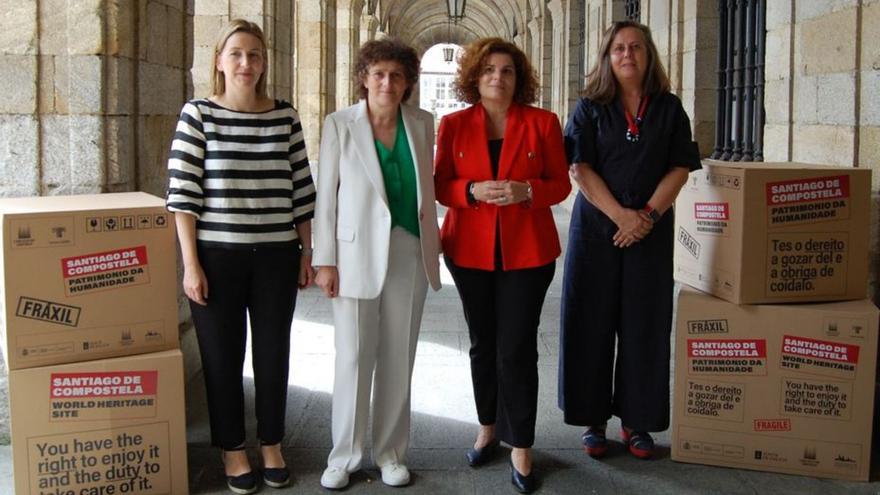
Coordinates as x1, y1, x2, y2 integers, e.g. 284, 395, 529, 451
711, 0, 766, 161
624, 0, 640, 22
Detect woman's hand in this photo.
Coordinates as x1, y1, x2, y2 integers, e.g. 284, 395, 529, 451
478, 180, 531, 205
183, 263, 209, 305
612, 208, 653, 248
315, 266, 339, 298
298, 253, 315, 288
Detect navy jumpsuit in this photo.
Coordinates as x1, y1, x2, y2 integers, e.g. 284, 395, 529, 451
559, 93, 701, 431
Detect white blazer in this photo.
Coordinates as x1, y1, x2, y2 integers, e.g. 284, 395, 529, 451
313, 100, 442, 299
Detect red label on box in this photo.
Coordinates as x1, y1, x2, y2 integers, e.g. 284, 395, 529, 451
753, 418, 791, 431
61, 246, 148, 279
766, 175, 850, 206
688, 339, 767, 358
50, 371, 158, 398
61, 246, 151, 296
781, 336, 859, 364
694, 202, 730, 220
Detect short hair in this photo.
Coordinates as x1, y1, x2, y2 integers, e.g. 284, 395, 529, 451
211, 19, 269, 97
583, 21, 670, 103
354, 38, 421, 102
453, 38, 539, 105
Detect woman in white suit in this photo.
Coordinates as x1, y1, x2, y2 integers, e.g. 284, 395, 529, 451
312, 38, 442, 490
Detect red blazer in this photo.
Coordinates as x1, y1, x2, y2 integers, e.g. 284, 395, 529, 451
434, 103, 571, 270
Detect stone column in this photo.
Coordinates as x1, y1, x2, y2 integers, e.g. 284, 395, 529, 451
678, 0, 717, 156
296, 0, 336, 159
336, 0, 363, 111
548, 0, 565, 119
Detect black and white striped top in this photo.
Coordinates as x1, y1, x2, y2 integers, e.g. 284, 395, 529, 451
166, 99, 315, 248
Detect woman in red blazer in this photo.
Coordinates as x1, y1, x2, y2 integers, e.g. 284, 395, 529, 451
434, 38, 570, 494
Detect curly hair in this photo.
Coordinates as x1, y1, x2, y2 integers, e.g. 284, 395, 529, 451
583, 21, 670, 103
453, 38, 539, 105
354, 38, 421, 102
211, 19, 269, 97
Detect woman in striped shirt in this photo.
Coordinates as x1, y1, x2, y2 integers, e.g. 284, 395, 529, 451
166, 19, 315, 494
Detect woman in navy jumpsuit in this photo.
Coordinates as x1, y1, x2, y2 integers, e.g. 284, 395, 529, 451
559, 21, 701, 459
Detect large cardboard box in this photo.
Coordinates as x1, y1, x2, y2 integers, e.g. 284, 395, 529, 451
8, 349, 189, 494
674, 161, 870, 304
0, 192, 178, 370
672, 285, 878, 481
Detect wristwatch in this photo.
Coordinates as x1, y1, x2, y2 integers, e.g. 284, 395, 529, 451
642, 205, 661, 223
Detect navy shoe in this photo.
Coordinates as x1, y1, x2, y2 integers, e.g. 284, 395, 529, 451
509, 458, 537, 494
263, 466, 291, 488
621, 427, 654, 459
466, 438, 500, 467
223, 449, 258, 494
226, 471, 258, 495
582, 425, 608, 458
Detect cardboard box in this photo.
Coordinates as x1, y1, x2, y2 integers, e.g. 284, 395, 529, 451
672, 285, 878, 481
0, 192, 178, 370
674, 161, 870, 304
9, 349, 189, 494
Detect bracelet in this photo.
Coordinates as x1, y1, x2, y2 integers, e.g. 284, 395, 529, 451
301, 247, 314, 256
525, 181, 533, 200
466, 181, 478, 204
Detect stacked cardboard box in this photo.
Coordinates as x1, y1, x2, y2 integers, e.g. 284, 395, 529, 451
0, 193, 189, 494
671, 162, 876, 481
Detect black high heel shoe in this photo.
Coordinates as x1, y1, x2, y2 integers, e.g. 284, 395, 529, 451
466, 438, 500, 467
509, 457, 537, 494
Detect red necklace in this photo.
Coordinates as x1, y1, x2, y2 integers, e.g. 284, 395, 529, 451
624, 96, 649, 142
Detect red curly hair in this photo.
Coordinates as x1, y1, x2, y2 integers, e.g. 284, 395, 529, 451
453, 38, 539, 105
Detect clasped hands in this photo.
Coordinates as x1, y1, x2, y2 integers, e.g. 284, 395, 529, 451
612, 208, 654, 248
471, 180, 531, 205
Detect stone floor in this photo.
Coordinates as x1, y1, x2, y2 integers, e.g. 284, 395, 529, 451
2, 205, 879, 494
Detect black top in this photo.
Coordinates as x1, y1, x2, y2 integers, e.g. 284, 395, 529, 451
564, 92, 701, 209
488, 138, 504, 269
488, 138, 503, 178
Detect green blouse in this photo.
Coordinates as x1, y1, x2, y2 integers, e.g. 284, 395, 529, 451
374, 111, 420, 238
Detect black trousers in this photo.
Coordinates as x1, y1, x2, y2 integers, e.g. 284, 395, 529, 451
190, 246, 300, 449
445, 257, 555, 448
559, 196, 673, 432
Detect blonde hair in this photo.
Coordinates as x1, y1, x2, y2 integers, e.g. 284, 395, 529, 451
211, 19, 268, 96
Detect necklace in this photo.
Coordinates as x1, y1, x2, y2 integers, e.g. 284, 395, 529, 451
624, 96, 649, 142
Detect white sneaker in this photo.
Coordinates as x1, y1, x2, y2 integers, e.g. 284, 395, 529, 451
320, 466, 349, 490
380, 463, 410, 487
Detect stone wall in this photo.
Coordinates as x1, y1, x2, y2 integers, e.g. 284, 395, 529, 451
0, 0, 193, 445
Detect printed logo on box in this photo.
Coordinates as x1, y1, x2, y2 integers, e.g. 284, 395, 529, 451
766, 175, 851, 226
753, 418, 791, 432
694, 202, 730, 236
705, 173, 741, 189
687, 339, 767, 375
780, 335, 858, 379
687, 319, 729, 334
16, 297, 81, 327
61, 246, 150, 296
49, 371, 158, 421
678, 227, 701, 259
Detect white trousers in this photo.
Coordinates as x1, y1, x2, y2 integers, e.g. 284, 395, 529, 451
327, 227, 429, 471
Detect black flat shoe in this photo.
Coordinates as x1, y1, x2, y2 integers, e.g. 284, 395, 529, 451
509, 459, 537, 494
466, 438, 500, 467
227, 471, 259, 495
263, 466, 291, 488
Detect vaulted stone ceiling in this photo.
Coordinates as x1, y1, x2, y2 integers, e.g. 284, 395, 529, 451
372, 0, 534, 53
